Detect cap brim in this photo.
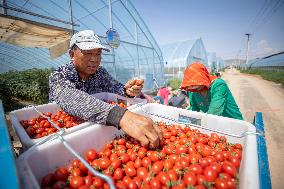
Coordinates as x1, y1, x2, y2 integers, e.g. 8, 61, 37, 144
76, 42, 110, 52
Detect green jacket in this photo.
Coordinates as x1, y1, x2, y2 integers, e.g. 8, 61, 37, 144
188, 78, 243, 120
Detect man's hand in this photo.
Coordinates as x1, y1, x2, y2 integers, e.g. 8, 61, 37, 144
119, 110, 162, 148
124, 78, 144, 97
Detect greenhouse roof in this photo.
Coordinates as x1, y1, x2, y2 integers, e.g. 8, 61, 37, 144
161, 38, 208, 68
249, 52, 284, 67
161, 40, 196, 62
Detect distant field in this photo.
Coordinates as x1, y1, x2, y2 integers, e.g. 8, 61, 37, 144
240, 69, 284, 87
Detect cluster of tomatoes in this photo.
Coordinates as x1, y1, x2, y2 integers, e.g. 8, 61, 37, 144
40, 122, 242, 189
20, 110, 84, 139
105, 101, 128, 108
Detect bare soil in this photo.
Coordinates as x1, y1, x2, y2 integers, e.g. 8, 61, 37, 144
221, 68, 284, 189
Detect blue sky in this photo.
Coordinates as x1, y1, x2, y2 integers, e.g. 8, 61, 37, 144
132, 0, 284, 60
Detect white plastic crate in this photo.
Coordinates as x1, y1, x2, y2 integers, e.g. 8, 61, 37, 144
131, 103, 259, 189
17, 103, 259, 189
9, 103, 93, 149
92, 92, 147, 107
17, 124, 123, 189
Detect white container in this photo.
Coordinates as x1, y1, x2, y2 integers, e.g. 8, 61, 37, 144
92, 92, 147, 107
17, 103, 259, 189
9, 103, 93, 149
131, 103, 259, 189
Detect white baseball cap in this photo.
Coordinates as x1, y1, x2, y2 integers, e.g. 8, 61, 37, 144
70, 30, 110, 52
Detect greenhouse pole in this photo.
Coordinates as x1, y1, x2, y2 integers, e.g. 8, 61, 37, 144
0, 0, 7, 14
135, 23, 141, 77
68, 0, 74, 33
245, 33, 251, 70
108, 0, 117, 79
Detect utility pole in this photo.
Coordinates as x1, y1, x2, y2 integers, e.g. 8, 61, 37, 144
245, 33, 251, 70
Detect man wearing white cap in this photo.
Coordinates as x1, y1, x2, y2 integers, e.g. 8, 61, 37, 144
49, 30, 162, 148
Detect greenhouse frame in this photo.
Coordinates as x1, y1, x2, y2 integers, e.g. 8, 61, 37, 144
0, 0, 166, 91
248, 52, 284, 71
161, 38, 208, 79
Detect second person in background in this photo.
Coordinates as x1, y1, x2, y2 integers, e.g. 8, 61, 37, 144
180, 62, 243, 120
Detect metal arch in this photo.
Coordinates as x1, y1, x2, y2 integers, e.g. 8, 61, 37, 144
73, 1, 118, 23
100, 0, 136, 41
48, 0, 91, 30
73, 0, 108, 30
118, 0, 163, 59
0, 4, 78, 26
11, 1, 63, 27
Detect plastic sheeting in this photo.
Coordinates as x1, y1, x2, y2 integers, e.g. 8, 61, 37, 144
0, 15, 71, 49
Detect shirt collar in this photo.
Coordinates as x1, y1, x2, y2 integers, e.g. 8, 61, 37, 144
67, 62, 81, 82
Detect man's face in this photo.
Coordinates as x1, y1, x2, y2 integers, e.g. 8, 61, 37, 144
69, 47, 102, 79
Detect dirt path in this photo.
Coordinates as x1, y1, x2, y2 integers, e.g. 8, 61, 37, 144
221, 68, 284, 189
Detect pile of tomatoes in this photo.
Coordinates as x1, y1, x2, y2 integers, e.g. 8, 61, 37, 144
105, 101, 128, 108
20, 110, 84, 139
40, 122, 242, 189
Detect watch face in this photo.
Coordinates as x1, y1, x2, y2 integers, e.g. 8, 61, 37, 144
106, 28, 120, 49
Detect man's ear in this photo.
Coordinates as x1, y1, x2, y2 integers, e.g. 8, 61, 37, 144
69, 49, 74, 59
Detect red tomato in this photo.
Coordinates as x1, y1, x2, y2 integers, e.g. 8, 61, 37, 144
127, 180, 138, 189
93, 177, 103, 188
111, 158, 122, 169
196, 174, 206, 186
113, 168, 124, 180
125, 166, 137, 177
168, 169, 178, 182
51, 181, 66, 189
176, 156, 190, 169
163, 158, 175, 170
41, 173, 54, 187
150, 177, 161, 188
210, 162, 222, 173
116, 181, 128, 189
228, 155, 241, 169
183, 171, 197, 186
54, 167, 68, 181
189, 164, 203, 175
142, 157, 151, 168
214, 178, 229, 189
151, 161, 164, 174
203, 166, 218, 182
99, 157, 111, 170
157, 172, 170, 186
84, 149, 98, 162
136, 167, 148, 178
71, 167, 82, 177
233, 143, 243, 150
222, 162, 237, 177
84, 175, 93, 186
70, 176, 85, 188
120, 153, 130, 164
134, 158, 142, 169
